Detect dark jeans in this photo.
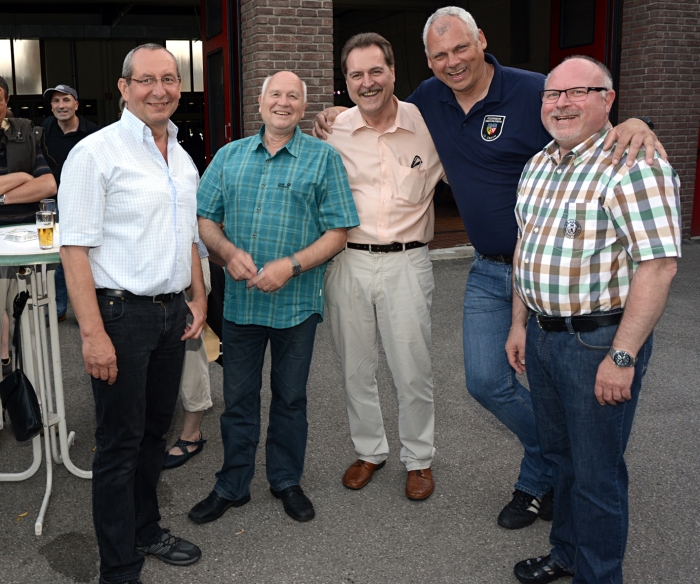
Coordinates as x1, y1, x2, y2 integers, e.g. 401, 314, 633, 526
463, 254, 552, 496
526, 318, 652, 583
92, 294, 187, 584
214, 314, 320, 500
54, 263, 67, 317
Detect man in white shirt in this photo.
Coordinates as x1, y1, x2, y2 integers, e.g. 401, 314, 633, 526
59, 44, 206, 584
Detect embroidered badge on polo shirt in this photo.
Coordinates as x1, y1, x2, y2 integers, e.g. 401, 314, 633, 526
481, 115, 506, 141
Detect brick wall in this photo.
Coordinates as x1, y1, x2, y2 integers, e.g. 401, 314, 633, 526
239, 0, 334, 136
617, 0, 700, 238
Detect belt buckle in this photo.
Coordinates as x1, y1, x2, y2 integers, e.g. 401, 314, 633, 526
368, 244, 379, 254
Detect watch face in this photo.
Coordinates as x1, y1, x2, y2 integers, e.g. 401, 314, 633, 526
613, 351, 631, 367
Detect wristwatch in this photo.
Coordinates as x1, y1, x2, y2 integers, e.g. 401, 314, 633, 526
0, 194, 5, 205
289, 254, 302, 277
631, 116, 654, 130
608, 347, 637, 368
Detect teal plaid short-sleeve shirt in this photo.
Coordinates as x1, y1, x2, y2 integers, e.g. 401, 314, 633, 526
197, 126, 359, 328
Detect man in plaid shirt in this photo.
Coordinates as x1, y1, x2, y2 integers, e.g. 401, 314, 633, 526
506, 56, 681, 584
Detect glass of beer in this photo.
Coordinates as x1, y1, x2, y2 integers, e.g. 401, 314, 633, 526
36, 211, 54, 250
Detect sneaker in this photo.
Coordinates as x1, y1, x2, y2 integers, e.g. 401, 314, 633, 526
135, 529, 201, 566
539, 489, 554, 522
498, 489, 542, 529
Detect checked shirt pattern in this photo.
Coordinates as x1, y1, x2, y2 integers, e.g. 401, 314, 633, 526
514, 125, 681, 317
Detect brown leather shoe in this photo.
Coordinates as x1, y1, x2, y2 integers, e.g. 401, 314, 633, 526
406, 468, 434, 500
342, 459, 386, 490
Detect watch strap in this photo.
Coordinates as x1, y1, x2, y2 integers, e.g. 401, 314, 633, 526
289, 253, 302, 277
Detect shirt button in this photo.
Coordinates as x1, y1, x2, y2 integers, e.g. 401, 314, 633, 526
556, 169, 562, 174
526, 288, 531, 294
256, 207, 261, 212
524, 258, 529, 264
383, 157, 386, 161
252, 233, 256, 237
262, 183, 265, 187
383, 200, 387, 203
534, 227, 539, 233
380, 222, 383, 226
383, 180, 387, 183
545, 198, 550, 203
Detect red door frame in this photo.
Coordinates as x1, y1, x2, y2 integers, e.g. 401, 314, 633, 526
201, 0, 242, 164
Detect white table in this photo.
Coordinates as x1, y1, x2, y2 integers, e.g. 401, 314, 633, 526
0, 225, 91, 536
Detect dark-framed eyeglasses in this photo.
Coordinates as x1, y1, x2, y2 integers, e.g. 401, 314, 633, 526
540, 86, 608, 103
125, 76, 181, 87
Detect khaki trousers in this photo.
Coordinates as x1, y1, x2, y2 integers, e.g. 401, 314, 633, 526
179, 258, 213, 412
324, 246, 435, 470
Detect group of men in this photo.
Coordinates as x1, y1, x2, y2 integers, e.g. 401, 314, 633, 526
12, 5, 674, 584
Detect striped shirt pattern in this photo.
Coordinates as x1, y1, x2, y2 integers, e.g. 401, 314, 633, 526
197, 126, 359, 329
514, 125, 681, 316
59, 107, 200, 295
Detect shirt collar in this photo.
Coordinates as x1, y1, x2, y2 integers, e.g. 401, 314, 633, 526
255, 125, 303, 157
120, 106, 178, 145
544, 123, 613, 166
0, 119, 9, 132
348, 96, 417, 134
438, 53, 502, 110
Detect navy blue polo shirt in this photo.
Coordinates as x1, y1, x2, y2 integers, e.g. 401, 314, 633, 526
407, 54, 551, 256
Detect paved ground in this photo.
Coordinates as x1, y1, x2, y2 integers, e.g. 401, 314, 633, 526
0, 243, 698, 584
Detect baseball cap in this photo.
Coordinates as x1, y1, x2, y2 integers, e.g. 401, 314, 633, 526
43, 84, 78, 100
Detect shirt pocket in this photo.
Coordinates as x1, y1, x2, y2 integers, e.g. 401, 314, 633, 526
553, 200, 610, 258
394, 165, 429, 206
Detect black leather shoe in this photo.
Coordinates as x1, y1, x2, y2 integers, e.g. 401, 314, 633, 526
270, 485, 315, 522
498, 489, 542, 529
514, 555, 574, 583
539, 489, 554, 522
188, 490, 251, 524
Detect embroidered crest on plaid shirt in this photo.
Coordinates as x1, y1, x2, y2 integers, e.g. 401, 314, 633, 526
481, 115, 506, 141
564, 219, 582, 239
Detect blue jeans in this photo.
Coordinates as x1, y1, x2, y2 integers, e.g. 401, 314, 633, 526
462, 254, 552, 496
215, 314, 320, 500
526, 318, 652, 583
54, 263, 67, 317
91, 294, 188, 584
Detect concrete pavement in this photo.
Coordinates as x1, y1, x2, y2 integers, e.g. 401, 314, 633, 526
0, 243, 698, 584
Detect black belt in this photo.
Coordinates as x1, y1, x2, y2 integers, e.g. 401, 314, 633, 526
346, 241, 427, 253
96, 288, 181, 303
534, 311, 623, 333
482, 254, 513, 265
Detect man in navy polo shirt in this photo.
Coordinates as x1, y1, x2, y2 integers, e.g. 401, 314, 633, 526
315, 5, 662, 531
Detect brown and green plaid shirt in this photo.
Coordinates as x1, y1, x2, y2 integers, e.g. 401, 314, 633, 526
514, 125, 681, 317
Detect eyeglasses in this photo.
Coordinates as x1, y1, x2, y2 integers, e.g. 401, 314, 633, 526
540, 86, 608, 103
125, 77, 181, 87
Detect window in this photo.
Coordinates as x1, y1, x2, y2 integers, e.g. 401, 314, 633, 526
0, 39, 42, 95
165, 40, 204, 93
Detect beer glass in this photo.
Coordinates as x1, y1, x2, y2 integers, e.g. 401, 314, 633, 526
36, 211, 54, 250
40, 198, 57, 221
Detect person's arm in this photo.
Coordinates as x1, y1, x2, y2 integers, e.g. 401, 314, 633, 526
198, 216, 258, 281
3, 173, 57, 203
182, 243, 207, 341
505, 244, 530, 374
0, 172, 33, 193
312, 106, 349, 140
603, 118, 667, 167
60, 245, 118, 385
246, 228, 347, 292
594, 257, 677, 406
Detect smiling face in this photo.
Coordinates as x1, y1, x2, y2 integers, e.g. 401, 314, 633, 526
50, 92, 79, 123
258, 71, 306, 138
426, 16, 488, 97
345, 44, 395, 120
542, 59, 615, 154
118, 48, 181, 132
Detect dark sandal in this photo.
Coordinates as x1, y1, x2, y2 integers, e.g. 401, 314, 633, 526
162, 434, 207, 470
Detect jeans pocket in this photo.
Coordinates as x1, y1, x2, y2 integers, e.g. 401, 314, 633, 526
97, 296, 126, 324
575, 325, 616, 350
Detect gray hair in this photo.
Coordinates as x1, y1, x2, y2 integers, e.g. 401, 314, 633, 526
423, 6, 480, 54
545, 55, 614, 95
261, 73, 308, 103
122, 43, 180, 81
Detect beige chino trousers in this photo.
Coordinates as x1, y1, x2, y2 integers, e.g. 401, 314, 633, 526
325, 246, 435, 470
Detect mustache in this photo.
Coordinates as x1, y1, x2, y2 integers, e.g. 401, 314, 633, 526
548, 108, 579, 118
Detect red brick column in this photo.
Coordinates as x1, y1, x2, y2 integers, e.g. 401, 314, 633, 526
239, 0, 334, 136
617, 0, 700, 238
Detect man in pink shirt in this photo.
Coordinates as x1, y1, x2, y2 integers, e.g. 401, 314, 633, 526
324, 33, 444, 500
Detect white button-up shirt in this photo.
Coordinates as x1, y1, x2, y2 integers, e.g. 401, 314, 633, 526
59, 107, 199, 296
